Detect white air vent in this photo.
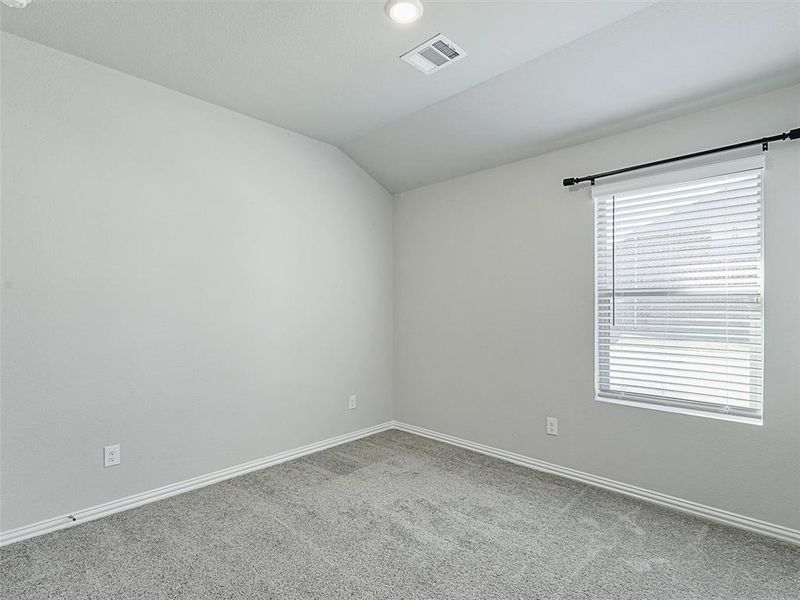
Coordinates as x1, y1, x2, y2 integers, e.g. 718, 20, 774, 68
400, 34, 466, 75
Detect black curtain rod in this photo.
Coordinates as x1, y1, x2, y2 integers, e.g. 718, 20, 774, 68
562, 127, 800, 187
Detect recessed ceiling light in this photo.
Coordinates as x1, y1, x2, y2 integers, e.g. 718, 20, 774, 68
1, 0, 31, 7
385, 0, 423, 25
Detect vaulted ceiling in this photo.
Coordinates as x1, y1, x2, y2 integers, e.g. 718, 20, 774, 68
2, 1, 799, 192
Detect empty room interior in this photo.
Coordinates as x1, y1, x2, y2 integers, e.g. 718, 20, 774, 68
1, 0, 799, 598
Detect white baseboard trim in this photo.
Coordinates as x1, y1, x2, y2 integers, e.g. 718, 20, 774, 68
392, 421, 800, 547
0, 421, 394, 547
4, 420, 797, 548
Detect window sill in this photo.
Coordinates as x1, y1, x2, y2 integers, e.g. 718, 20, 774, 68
595, 395, 763, 426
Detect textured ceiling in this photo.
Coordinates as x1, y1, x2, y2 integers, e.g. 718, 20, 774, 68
2, 1, 798, 193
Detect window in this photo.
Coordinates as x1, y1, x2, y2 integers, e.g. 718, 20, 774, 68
593, 157, 764, 423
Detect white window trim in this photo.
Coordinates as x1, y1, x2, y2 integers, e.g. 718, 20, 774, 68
593, 154, 766, 424
596, 395, 763, 425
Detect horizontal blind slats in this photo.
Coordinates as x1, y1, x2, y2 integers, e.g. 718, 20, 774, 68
597, 216, 760, 239
598, 210, 760, 236
605, 171, 760, 204
598, 365, 760, 387
597, 344, 761, 361
600, 256, 760, 271
597, 192, 760, 225
596, 392, 760, 418
598, 383, 759, 407
597, 237, 761, 258
597, 357, 762, 376
593, 167, 763, 419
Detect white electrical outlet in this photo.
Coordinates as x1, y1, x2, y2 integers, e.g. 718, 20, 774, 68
546, 417, 558, 436
104, 444, 121, 467
348, 394, 357, 410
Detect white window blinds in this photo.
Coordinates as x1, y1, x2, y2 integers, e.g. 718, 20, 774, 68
594, 160, 764, 422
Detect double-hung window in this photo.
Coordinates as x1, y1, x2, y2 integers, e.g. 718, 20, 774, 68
593, 157, 764, 423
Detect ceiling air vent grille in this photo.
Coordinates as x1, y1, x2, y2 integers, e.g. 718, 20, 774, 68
401, 34, 466, 75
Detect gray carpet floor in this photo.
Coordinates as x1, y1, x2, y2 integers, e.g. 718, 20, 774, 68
2, 430, 798, 599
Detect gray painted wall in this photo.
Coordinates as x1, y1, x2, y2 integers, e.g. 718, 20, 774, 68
394, 85, 800, 530
2, 32, 798, 535
1, 34, 393, 530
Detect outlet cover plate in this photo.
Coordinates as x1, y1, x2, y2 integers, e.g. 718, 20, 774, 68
546, 417, 558, 436
104, 444, 121, 467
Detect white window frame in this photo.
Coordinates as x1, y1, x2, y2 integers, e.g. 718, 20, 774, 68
593, 155, 765, 424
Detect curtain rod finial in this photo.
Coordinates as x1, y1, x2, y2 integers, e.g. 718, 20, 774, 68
563, 177, 577, 187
